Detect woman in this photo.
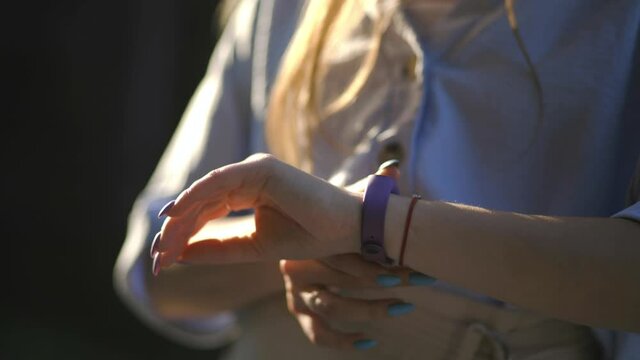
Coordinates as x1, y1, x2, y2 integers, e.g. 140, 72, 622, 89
115, 0, 640, 358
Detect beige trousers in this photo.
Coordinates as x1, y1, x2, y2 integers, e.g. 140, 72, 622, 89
222, 286, 598, 360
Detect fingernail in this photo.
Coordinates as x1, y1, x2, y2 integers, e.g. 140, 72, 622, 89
152, 252, 161, 276
353, 339, 377, 350
408, 272, 436, 286
376, 274, 401, 287
150, 232, 161, 258
157, 200, 175, 218
387, 302, 415, 317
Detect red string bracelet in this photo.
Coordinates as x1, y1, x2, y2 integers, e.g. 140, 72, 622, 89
398, 194, 421, 267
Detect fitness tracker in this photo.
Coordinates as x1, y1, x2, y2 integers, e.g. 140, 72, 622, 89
360, 160, 399, 265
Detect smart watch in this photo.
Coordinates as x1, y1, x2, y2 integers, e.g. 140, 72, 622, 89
360, 160, 399, 265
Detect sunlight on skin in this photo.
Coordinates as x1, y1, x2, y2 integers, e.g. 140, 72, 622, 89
187, 167, 389, 247
189, 215, 256, 244
186, 163, 399, 248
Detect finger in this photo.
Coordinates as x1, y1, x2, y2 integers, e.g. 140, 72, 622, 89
283, 278, 378, 351
299, 287, 412, 323
166, 153, 276, 218
283, 277, 362, 349
295, 309, 369, 350
376, 159, 400, 179
168, 154, 361, 258
280, 259, 362, 289
157, 203, 230, 269
321, 254, 413, 287
179, 206, 314, 264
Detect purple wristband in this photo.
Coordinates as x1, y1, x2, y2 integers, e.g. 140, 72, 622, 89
360, 174, 399, 265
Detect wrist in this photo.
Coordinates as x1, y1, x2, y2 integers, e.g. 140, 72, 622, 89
353, 159, 404, 262
384, 194, 412, 262
346, 191, 365, 255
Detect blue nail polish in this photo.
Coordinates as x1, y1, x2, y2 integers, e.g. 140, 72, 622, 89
157, 200, 175, 218
353, 339, 377, 350
408, 272, 436, 286
387, 302, 415, 317
376, 274, 401, 287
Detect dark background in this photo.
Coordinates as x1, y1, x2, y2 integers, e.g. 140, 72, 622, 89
3, 1, 230, 358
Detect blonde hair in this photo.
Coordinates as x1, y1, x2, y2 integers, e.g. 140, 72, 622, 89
266, 0, 541, 171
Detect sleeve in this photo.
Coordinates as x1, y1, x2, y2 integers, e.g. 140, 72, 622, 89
612, 159, 640, 222
593, 159, 640, 360
613, 202, 640, 222
113, 0, 260, 349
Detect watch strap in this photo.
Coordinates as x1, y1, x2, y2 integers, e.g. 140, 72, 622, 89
360, 174, 398, 264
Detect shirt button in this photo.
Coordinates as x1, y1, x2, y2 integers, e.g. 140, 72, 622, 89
402, 55, 418, 81
378, 141, 405, 166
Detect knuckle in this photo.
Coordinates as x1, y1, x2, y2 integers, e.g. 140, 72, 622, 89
246, 152, 276, 166
175, 187, 192, 204
204, 168, 222, 181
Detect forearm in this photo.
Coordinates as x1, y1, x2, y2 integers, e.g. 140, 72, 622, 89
385, 195, 640, 331
147, 260, 284, 319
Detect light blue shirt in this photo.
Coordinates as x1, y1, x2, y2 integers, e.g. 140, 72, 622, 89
404, 0, 640, 221
115, 0, 640, 357
400, 1, 640, 358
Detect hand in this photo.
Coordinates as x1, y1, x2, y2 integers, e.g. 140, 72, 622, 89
280, 254, 416, 350
153, 154, 363, 272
